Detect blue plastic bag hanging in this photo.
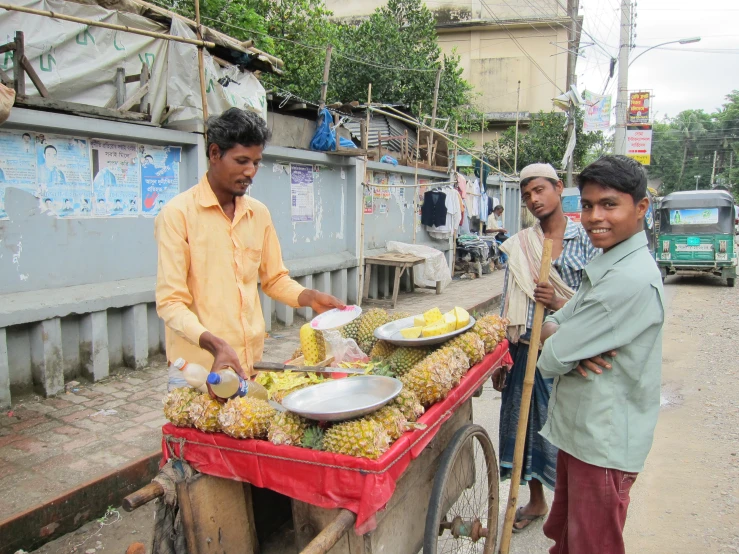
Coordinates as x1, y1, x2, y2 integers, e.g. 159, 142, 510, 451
310, 108, 337, 152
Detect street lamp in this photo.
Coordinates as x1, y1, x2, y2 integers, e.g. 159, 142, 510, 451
695, 175, 701, 191
629, 37, 701, 67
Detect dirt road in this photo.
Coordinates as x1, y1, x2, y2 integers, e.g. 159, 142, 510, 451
31, 275, 739, 553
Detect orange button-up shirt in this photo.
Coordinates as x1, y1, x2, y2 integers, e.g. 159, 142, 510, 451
155, 175, 305, 374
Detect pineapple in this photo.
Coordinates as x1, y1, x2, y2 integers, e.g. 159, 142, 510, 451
436, 346, 471, 385
448, 332, 486, 366
392, 389, 425, 422
357, 308, 390, 354
268, 411, 307, 446
300, 324, 326, 365
340, 315, 362, 342
188, 394, 222, 433
290, 346, 303, 361
472, 319, 499, 353
389, 311, 411, 322
323, 419, 391, 459
273, 383, 310, 403
163, 387, 200, 427
386, 346, 430, 377
480, 314, 509, 342
301, 425, 325, 450
367, 406, 408, 440
400, 350, 458, 407
369, 340, 397, 360
370, 360, 397, 378
218, 397, 276, 439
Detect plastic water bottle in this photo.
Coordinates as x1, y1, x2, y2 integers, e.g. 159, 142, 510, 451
206, 369, 269, 401
167, 358, 208, 393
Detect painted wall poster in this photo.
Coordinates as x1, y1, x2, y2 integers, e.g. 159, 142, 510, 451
0, 130, 38, 220
35, 134, 92, 218
372, 171, 390, 199
91, 139, 141, 216
290, 163, 315, 222
141, 145, 181, 216
363, 190, 374, 215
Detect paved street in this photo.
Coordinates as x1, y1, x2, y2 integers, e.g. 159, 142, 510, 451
24, 272, 739, 554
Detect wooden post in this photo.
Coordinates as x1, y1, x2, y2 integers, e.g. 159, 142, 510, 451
514, 80, 521, 174
481, 112, 485, 155
13, 31, 24, 96
431, 67, 442, 128
194, 0, 209, 124
319, 44, 333, 111
139, 62, 151, 114
499, 238, 554, 554
358, 83, 372, 306
413, 102, 421, 244
115, 68, 126, 108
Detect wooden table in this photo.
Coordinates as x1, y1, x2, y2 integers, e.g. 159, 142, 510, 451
362, 252, 439, 308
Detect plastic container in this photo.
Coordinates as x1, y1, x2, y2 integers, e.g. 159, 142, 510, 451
167, 358, 208, 393
207, 369, 269, 401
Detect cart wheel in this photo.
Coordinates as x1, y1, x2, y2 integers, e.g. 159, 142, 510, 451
423, 424, 498, 554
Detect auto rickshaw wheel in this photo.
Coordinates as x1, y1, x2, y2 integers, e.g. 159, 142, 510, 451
424, 424, 498, 554
728, 277, 735, 288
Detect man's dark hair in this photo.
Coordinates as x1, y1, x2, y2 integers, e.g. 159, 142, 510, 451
520, 176, 558, 189
494, 205, 504, 212
206, 108, 271, 154
577, 155, 647, 203
22, 133, 31, 139
144, 155, 153, 162
44, 145, 57, 154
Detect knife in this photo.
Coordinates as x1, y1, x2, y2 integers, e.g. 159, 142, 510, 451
253, 361, 368, 376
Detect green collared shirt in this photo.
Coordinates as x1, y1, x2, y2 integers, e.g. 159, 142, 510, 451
538, 231, 665, 473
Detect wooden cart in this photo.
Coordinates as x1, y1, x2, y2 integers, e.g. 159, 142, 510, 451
124, 348, 511, 554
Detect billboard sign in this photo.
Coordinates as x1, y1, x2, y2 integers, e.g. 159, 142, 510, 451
628, 91, 651, 125
626, 125, 653, 166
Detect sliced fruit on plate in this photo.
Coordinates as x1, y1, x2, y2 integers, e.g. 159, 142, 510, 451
400, 326, 423, 339
423, 307, 443, 324
421, 320, 448, 337
453, 306, 470, 329
413, 315, 426, 327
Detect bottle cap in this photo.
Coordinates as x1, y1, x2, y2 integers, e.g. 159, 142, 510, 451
173, 358, 186, 371
206, 373, 222, 385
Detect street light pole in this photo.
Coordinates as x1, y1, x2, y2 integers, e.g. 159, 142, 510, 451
695, 175, 701, 191
628, 37, 701, 67
613, 0, 631, 156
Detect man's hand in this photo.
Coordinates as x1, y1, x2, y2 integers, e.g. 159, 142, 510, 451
533, 280, 565, 311
298, 289, 346, 315
491, 366, 508, 391
574, 350, 617, 378
199, 331, 247, 379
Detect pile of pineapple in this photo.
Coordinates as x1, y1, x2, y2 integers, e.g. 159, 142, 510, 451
163, 308, 508, 460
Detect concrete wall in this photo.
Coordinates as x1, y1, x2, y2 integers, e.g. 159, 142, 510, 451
0, 109, 450, 406
325, 0, 563, 21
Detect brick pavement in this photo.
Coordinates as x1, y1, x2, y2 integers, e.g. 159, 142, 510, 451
0, 270, 505, 522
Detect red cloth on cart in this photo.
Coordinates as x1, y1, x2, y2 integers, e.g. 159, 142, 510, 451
161, 341, 512, 532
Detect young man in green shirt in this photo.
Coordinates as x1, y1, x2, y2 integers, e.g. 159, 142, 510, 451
538, 156, 665, 554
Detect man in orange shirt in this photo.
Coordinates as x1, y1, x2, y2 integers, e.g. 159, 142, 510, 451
155, 108, 344, 378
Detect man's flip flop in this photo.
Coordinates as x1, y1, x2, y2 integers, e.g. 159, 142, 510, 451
511, 507, 547, 534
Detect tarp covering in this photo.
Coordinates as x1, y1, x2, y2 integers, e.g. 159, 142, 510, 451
161, 342, 512, 533
0, 0, 267, 127
386, 240, 453, 291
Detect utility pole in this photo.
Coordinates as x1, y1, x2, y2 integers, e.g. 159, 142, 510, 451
514, 80, 521, 174
565, 0, 579, 187
614, 0, 632, 155
711, 150, 718, 185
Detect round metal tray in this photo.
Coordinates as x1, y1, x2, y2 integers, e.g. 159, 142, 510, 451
373, 315, 476, 347
281, 375, 403, 422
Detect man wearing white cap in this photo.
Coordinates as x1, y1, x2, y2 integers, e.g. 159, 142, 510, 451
491, 163, 600, 532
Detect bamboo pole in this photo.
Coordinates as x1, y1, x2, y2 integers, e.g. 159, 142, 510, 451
372, 105, 515, 179
319, 45, 333, 111
194, 0, 209, 125
499, 238, 554, 554
357, 83, 372, 307
413, 102, 422, 244
0, 2, 216, 48
514, 80, 521, 174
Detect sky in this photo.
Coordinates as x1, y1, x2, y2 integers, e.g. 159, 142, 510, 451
576, 0, 739, 119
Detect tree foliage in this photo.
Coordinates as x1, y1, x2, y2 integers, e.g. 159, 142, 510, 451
648, 90, 739, 201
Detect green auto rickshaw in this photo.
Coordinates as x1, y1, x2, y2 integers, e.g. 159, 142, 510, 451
656, 190, 737, 287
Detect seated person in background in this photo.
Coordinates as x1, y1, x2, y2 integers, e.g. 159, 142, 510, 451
486, 205, 509, 264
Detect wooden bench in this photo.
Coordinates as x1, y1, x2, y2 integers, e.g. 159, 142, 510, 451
362, 252, 440, 308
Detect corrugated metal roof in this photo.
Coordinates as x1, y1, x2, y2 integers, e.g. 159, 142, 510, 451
343, 114, 418, 152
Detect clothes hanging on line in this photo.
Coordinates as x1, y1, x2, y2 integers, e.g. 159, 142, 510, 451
420, 189, 447, 228
427, 186, 461, 240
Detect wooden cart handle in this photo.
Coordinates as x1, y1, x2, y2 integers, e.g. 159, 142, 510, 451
122, 482, 164, 512
299, 509, 356, 554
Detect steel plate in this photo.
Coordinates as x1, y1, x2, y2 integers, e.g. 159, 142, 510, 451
373, 315, 476, 347
281, 375, 403, 422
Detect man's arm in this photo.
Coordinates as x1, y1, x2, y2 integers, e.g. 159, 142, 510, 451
260, 219, 345, 314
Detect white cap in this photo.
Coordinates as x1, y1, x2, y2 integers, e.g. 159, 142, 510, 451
519, 163, 559, 182
173, 358, 186, 370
